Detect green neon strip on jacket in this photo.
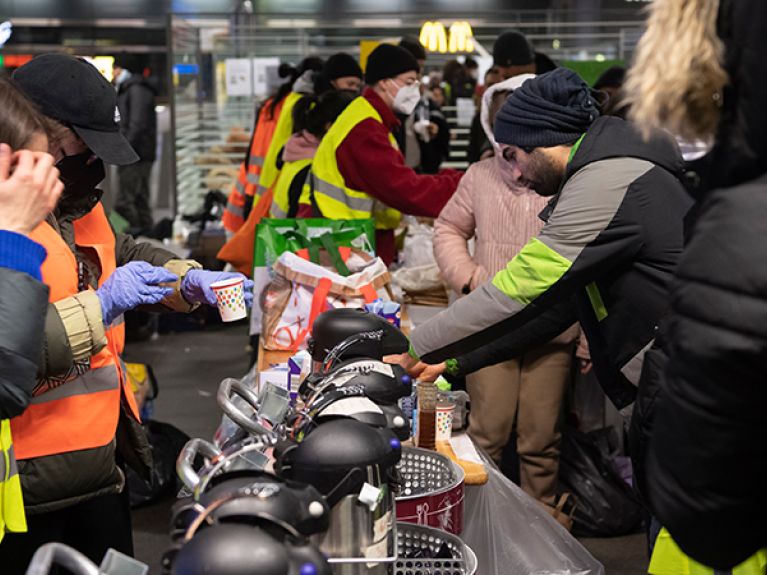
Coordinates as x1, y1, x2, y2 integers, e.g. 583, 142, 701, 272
586, 282, 608, 322
492, 237, 572, 306
568, 133, 586, 164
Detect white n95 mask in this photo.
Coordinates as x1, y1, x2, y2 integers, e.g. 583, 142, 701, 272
392, 82, 421, 115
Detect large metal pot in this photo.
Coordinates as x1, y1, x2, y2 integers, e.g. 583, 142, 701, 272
276, 418, 402, 575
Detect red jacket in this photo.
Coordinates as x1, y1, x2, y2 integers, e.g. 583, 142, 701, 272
300, 88, 462, 264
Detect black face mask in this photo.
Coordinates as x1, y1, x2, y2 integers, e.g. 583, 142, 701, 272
337, 88, 361, 98
56, 152, 106, 198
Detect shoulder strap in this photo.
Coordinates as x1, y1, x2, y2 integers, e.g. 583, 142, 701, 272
306, 172, 324, 218
288, 164, 312, 218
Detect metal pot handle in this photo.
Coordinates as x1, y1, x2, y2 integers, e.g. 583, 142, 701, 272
26, 543, 100, 575
176, 438, 223, 491
217, 378, 271, 436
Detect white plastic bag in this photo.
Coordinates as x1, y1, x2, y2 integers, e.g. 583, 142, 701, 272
402, 216, 437, 268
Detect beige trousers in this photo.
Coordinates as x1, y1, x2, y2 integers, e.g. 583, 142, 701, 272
466, 342, 573, 507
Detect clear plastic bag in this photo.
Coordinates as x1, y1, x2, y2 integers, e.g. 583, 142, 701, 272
461, 449, 605, 575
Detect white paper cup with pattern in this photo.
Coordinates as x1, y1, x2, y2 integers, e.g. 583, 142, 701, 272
210, 277, 247, 322
436, 402, 456, 442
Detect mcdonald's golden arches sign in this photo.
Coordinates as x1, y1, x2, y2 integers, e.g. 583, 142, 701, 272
419, 20, 475, 54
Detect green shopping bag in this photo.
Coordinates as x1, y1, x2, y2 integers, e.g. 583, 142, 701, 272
254, 218, 375, 268
250, 218, 376, 336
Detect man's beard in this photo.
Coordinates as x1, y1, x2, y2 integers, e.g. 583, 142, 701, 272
527, 150, 564, 197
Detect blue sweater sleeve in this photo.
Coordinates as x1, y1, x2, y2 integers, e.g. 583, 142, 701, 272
0, 230, 47, 281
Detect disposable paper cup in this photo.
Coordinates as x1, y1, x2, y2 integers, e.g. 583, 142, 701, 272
210, 277, 247, 322
435, 402, 455, 442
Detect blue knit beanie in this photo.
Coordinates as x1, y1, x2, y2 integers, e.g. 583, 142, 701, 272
494, 68, 600, 149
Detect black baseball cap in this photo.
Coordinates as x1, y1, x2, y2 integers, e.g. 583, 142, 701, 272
13, 54, 139, 165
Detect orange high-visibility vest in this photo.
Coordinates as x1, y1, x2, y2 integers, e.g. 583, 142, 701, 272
12, 203, 139, 460
223, 97, 285, 232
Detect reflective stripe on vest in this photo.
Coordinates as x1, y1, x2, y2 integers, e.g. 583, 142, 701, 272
0, 419, 26, 541
305, 96, 402, 230
649, 528, 767, 575
271, 157, 313, 218
255, 91, 303, 203
13, 202, 137, 461
223, 97, 284, 232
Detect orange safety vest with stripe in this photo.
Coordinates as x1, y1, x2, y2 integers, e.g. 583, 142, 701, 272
257, 91, 304, 210
222, 97, 285, 233
13, 203, 140, 461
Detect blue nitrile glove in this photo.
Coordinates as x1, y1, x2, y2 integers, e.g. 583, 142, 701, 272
181, 270, 254, 308
96, 261, 178, 326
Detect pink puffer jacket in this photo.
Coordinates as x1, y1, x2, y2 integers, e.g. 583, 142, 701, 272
433, 157, 579, 344
434, 157, 549, 291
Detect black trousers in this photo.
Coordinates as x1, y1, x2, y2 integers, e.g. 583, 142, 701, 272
116, 161, 154, 231
0, 490, 133, 575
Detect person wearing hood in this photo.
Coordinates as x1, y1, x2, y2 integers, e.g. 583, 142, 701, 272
467, 30, 539, 165
399, 69, 693, 504
112, 54, 157, 234
298, 44, 462, 265
432, 74, 578, 526
2, 54, 253, 570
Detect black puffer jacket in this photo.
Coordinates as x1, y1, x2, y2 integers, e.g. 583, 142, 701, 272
645, 0, 767, 568
0, 269, 48, 419
116, 74, 157, 162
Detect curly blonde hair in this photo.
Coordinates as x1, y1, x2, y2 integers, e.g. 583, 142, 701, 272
624, 0, 728, 141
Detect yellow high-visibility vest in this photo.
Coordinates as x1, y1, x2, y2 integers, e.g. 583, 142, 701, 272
0, 419, 26, 542
270, 157, 313, 218
255, 91, 304, 203
300, 96, 401, 230
649, 527, 767, 575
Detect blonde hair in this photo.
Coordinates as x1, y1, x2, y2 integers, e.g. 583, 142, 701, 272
624, 0, 728, 141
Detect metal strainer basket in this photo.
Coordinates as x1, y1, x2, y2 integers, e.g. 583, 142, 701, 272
396, 447, 465, 535
394, 522, 477, 575
397, 447, 463, 497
